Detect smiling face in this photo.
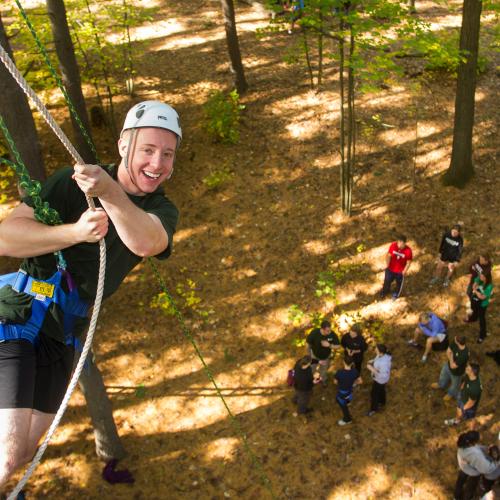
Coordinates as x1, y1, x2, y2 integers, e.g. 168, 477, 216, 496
117, 127, 178, 195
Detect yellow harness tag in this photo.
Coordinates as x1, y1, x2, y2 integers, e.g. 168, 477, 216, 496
31, 281, 55, 298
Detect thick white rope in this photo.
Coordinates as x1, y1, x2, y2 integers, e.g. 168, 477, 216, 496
0, 44, 107, 499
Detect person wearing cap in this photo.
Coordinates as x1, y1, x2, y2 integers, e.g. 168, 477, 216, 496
429, 224, 464, 288
0, 101, 181, 489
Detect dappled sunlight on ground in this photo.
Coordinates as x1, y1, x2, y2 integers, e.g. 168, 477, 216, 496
2, 0, 499, 497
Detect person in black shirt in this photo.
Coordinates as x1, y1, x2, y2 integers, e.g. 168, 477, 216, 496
430, 224, 464, 288
334, 355, 362, 426
341, 323, 367, 374
292, 355, 319, 414
466, 254, 492, 300
306, 320, 341, 386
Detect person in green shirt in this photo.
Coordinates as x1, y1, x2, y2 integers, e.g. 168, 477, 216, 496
445, 362, 482, 425
431, 335, 469, 400
0, 101, 181, 491
464, 271, 494, 344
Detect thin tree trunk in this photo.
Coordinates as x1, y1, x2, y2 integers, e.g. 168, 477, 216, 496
443, 0, 482, 187
346, 26, 355, 215
339, 20, 346, 212
317, 12, 324, 88
220, 0, 248, 94
303, 28, 314, 90
83, 0, 119, 140
78, 353, 126, 461
0, 14, 45, 182
46, 0, 97, 163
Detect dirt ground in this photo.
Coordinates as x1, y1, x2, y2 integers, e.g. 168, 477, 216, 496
1, 0, 499, 498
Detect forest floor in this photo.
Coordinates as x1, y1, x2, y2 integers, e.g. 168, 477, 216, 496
1, 0, 499, 498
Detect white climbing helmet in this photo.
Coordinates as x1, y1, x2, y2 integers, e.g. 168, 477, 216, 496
121, 101, 182, 141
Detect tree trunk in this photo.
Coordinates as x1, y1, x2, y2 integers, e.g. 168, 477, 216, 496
442, 0, 482, 187
78, 352, 126, 461
46, 0, 97, 163
339, 21, 346, 212
220, 0, 248, 94
0, 14, 45, 182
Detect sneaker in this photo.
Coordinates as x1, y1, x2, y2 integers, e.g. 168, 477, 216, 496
337, 419, 352, 426
443, 393, 454, 402
407, 340, 419, 347
429, 277, 440, 286
421, 355, 427, 363
477, 338, 484, 344
366, 410, 376, 417
431, 383, 440, 390
444, 418, 458, 426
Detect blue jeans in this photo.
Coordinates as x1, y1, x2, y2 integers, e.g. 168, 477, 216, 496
438, 362, 462, 398
382, 269, 404, 297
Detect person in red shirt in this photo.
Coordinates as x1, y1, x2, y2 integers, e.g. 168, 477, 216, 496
380, 235, 413, 299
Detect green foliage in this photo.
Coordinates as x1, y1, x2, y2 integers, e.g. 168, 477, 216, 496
150, 277, 214, 322
288, 304, 306, 326
203, 90, 245, 144
401, 28, 488, 76
0, 164, 15, 204
315, 270, 338, 301
202, 165, 233, 190
364, 318, 386, 343
4, 0, 157, 95
135, 383, 146, 398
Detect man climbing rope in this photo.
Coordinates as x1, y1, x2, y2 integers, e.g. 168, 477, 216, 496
0, 101, 181, 492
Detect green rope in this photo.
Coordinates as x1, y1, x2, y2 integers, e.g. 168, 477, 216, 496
0, 114, 67, 269
0, 114, 61, 226
148, 259, 278, 499
14, 0, 100, 163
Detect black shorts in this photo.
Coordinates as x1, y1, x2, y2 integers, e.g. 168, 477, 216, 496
0, 333, 75, 413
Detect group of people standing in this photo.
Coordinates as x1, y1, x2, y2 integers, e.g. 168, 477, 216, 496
290, 225, 497, 496
292, 320, 392, 426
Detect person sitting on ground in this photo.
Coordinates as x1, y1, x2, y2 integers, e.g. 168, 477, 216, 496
408, 312, 447, 363
430, 224, 464, 288
366, 344, 392, 416
445, 362, 482, 426
431, 335, 469, 401
334, 355, 362, 426
464, 271, 493, 344
292, 355, 319, 415
341, 323, 367, 374
306, 320, 340, 386
454, 431, 498, 500
466, 254, 492, 300
380, 234, 413, 300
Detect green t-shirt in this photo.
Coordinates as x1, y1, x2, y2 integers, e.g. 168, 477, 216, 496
448, 342, 469, 376
460, 375, 482, 406
473, 277, 493, 307
0, 166, 178, 342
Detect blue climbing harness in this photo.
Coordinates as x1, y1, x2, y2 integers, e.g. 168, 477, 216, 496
0, 268, 88, 348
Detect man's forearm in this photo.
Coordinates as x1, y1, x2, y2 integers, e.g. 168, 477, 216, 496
0, 206, 79, 258
99, 183, 168, 257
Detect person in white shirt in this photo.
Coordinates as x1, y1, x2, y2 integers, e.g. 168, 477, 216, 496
366, 344, 392, 416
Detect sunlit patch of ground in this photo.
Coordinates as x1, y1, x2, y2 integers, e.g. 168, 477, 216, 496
1, 0, 499, 498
